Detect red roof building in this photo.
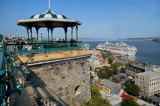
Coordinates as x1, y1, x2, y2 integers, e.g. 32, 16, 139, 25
96, 54, 103, 59
120, 92, 136, 101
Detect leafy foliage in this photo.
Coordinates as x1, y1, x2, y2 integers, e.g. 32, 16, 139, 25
108, 56, 113, 64
98, 50, 112, 55
120, 67, 125, 73
81, 85, 111, 106
97, 66, 111, 79
97, 66, 119, 79
112, 68, 118, 75
120, 97, 140, 106
111, 77, 120, 84
90, 76, 94, 80
126, 84, 140, 96
102, 54, 113, 64
125, 62, 132, 66
89, 66, 92, 71
111, 62, 124, 68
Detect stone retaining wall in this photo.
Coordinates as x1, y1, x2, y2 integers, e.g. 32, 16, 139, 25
28, 57, 91, 105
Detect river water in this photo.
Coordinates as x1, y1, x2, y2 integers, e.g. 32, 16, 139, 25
82, 40, 160, 66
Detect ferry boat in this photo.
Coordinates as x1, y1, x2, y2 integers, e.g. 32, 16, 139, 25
96, 41, 137, 55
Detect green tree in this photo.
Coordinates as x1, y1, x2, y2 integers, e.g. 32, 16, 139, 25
120, 67, 125, 73
100, 66, 111, 72
102, 55, 113, 64
90, 76, 94, 80
113, 68, 118, 75
89, 66, 92, 71
125, 62, 132, 66
145, 97, 148, 101
108, 56, 113, 64
111, 77, 120, 84
126, 84, 140, 96
81, 85, 111, 106
111, 62, 124, 68
121, 97, 140, 106
97, 66, 112, 79
4, 37, 9, 40
97, 66, 118, 79
97, 69, 109, 79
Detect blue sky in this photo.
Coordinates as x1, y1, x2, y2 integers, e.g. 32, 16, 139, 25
0, 0, 160, 40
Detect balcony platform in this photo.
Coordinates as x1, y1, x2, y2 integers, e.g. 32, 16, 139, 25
17, 49, 91, 65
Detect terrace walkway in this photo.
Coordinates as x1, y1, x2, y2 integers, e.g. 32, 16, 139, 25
0, 40, 87, 105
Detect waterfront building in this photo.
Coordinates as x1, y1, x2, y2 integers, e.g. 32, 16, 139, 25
145, 65, 160, 72
94, 79, 121, 95
125, 61, 148, 76
125, 65, 145, 76
135, 71, 160, 96
89, 54, 109, 70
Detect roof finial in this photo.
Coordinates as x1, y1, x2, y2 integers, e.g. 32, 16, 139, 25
49, 0, 50, 9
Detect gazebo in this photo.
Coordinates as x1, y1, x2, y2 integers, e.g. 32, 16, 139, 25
17, 8, 81, 43
13, 2, 83, 54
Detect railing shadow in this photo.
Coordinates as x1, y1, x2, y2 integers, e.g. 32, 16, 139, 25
27, 70, 68, 106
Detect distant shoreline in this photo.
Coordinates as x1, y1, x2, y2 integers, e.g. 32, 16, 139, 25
149, 39, 160, 43
145, 38, 160, 43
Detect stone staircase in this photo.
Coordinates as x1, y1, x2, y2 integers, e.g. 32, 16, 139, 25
26, 85, 61, 106
26, 86, 38, 106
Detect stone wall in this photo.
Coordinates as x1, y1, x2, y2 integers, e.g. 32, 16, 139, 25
28, 57, 91, 105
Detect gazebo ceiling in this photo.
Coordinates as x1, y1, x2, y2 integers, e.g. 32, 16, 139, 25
17, 9, 81, 28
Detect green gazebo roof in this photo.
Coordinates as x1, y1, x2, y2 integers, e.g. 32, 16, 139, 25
17, 9, 81, 28
30, 9, 68, 19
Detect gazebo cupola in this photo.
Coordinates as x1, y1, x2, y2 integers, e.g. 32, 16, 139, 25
17, 1, 81, 43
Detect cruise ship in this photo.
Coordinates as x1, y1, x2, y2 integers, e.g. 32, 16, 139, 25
96, 41, 137, 55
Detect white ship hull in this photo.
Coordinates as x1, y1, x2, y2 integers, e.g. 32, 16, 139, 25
96, 41, 137, 56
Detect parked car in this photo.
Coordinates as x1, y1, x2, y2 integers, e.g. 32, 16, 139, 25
154, 93, 160, 97
149, 99, 152, 103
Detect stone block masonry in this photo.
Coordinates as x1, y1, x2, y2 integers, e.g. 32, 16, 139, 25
28, 56, 91, 105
